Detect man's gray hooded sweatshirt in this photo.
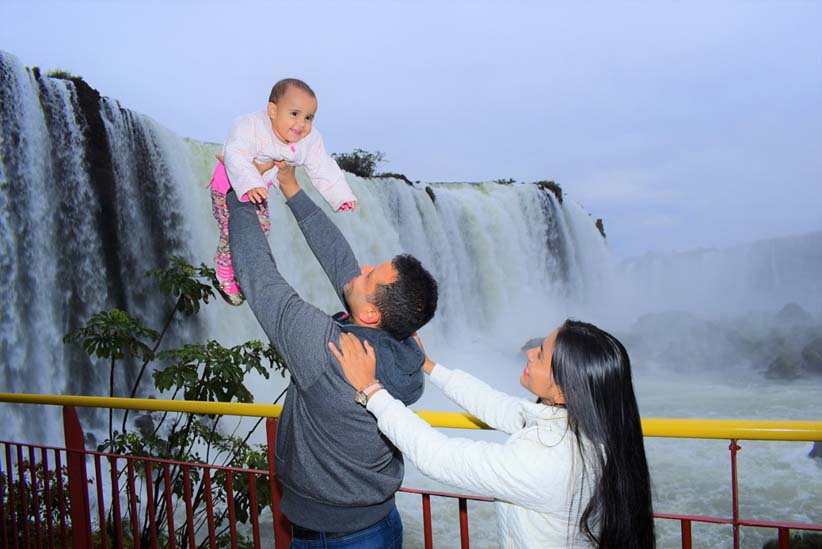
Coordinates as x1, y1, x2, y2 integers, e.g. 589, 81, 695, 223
227, 189, 426, 532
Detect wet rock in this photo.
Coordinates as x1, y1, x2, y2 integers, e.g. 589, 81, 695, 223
629, 311, 737, 373
764, 353, 803, 380
376, 172, 414, 186
65, 73, 127, 309
134, 413, 155, 438
84, 432, 97, 450
533, 180, 563, 204
801, 337, 822, 375
776, 302, 814, 327
762, 531, 822, 548
425, 186, 436, 203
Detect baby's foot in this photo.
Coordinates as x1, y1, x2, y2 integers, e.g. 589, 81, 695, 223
213, 276, 246, 306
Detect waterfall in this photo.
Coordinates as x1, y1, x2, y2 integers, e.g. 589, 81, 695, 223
2, 51, 821, 548
0, 51, 608, 441
0, 52, 226, 438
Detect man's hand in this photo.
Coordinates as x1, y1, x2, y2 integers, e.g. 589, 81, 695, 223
245, 187, 268, 204
277, 163, 301, 199
253, 158, 277, 175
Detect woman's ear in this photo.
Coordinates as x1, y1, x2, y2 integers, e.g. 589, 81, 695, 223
554, 389, 566, 406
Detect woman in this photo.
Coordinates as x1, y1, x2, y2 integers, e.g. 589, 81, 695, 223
329, 319, 655, 548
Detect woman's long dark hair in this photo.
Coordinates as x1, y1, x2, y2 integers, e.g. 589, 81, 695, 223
551, 319, 655, 548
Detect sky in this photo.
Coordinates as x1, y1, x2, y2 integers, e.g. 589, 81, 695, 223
2, 0, 821, 257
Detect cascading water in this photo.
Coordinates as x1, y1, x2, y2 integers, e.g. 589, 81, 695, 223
0, 52, 221, 438
0, 50, 597, 436
2, 50, 820, 548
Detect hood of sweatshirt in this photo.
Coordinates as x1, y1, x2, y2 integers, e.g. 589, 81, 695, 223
333, 313, 425, 405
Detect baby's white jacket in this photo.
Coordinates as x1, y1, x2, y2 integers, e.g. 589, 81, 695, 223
222, 110, 356, 211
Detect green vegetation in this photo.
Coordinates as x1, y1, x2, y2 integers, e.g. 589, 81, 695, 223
332, 149, 417, 184
2, 461, 70, 543
494, 178, 516, 185
46, 69, 79, 80
60, 257, 287, 548
332, 149, 386, 178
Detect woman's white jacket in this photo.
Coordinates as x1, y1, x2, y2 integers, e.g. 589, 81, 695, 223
366, 364, 597, 548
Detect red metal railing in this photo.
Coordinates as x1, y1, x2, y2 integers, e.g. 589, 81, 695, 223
1, 406, 490, 548
1, 404, 821, 548
652, 437, 822, 549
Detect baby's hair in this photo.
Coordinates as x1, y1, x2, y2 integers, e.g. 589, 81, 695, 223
269, 78, 316, 104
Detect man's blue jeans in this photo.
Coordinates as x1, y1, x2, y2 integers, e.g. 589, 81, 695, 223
289, 506, 403, 548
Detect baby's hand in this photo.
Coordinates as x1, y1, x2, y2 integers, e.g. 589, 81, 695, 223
245, 187, 268, 204
338, 201, 357, 212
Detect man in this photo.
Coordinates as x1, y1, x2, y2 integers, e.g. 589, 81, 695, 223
228, 163, 438, 547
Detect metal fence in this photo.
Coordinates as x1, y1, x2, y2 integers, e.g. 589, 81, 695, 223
1, 393, 821, 548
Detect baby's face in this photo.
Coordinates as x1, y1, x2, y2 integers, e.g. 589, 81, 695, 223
268, 86, 318, 144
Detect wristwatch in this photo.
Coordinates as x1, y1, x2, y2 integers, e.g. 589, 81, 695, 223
355, 381, 383, 406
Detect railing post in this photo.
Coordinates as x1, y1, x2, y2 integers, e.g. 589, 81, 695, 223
681, 518, 692, 549
63, 405, 92, 548
729, 439, 741, 549
422, 493, 433, 549
458, 497, 470, 549
778, 527, 790, 549
267, 417, 291, 549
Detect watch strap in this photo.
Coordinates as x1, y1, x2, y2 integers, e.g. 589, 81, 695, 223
361, 380, 382, 395
355, 380, 382, 406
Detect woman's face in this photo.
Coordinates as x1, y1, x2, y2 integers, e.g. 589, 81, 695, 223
521, 328, 565, 405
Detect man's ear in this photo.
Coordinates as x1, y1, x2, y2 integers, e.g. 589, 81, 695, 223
267, 101, 277, 120
357, 305, 382, 327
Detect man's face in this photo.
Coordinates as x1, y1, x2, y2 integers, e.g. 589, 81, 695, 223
343, 260, 398, 324
267, 86, 317, 144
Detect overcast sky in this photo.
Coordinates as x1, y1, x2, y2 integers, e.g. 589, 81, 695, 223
2, 0, 820, 257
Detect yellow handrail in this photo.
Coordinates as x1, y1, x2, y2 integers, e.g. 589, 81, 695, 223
2, 393, 821, 442
0, 393, 282, 418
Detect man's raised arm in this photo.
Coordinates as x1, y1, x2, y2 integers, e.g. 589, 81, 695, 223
227, 190, 337, 388
277, 165, 359, 305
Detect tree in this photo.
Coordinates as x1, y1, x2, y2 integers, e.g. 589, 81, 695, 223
332, 149, 385, 178
63, 257, 287, 547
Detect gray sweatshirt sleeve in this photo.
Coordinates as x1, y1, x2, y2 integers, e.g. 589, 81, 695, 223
227, 191, 337, 388
285, 190, 360, 303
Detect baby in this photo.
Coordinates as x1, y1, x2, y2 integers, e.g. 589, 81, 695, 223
209, 78, 357, 305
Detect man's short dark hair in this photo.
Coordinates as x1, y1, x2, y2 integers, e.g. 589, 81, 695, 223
269, 78, 316, 104
374, 254, 438, 340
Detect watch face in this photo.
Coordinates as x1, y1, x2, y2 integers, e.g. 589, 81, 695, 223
355, 391, 368, 406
